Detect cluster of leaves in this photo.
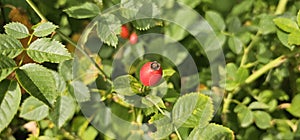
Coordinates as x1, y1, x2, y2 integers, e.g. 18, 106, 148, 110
0, 0, 300, 140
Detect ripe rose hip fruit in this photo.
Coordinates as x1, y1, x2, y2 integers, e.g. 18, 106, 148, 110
129, 32, 138, 44
120, 25, 130, 39
139, 61, 163, 86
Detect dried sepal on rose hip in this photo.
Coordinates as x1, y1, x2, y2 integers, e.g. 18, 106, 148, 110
139, 61, 163, 86
120, 25, 130, 39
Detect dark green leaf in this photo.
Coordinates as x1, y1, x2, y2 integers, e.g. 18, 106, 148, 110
19, 96, 49, 121
27, 38, 72, 63
172, 92, 213, 128
63, 2, 100, 19
273, 18, 299, 33
253, 111, 271, 129
0, 80, 21, 132
15, 64, 59, 107
4, 22, 29, 39
32, 22, 58, 37
0, 34, 23, 58
0, 55, 17, 82
187, 123, 234, 140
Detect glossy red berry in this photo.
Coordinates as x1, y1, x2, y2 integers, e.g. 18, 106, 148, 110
129, 32, 138, 44
139, 61, 163, 86
120, 25, 130, 39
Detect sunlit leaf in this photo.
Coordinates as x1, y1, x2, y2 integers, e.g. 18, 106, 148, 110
4, 22, 29, 39
63, 2, 100, 19
0, 34, 23, 58
0, 80, 21, 132
27, 38, 72, 63
172, 92, 213, 128
20, 96, 49, 121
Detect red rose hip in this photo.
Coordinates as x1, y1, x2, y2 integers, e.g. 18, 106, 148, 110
139, 61, 163, 86
120, 25, 130, 39
129, 32, 138, 44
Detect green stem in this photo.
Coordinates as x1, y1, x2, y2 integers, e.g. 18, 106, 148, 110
174, 126, 183, 140
146, 96, 166, 116
245, 55, 287, 84
275, 0, 288, 15
136, 109, 143, 124
56, 30, 111, 83
26, 0, 47, 21
240, 31, 261, 67
222, 92, 234, 114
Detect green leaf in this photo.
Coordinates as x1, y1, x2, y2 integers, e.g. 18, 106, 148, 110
15, 63, 59, 107
113, 75, 142, 96
162, 68, 176, 78
50, 95, 75, 128
187, 123, 234, 140
231, 0, 253, 16
172, 92, 213, 128
63, 2, 100, 19
0, 34, 23, 58
152, 115, 173, 139
59, 59, 73, 81
165, 23, 188, 42
253, 111, 271, 129
4, 22, 29, 39
226, 63, 248, 91
297, 10, 300, 26
288, 30, 300, 45
234, 104, 253, 127
69, 81, 90, 102
131, 3, 160, 30
248, 102, 269, 110
132, 19, 157, 31
19, 96, 49, 121
259, 14, 276, 35
27, 38, 72, 63
81, 126, 98, 140
96, 14, 120, 47
228, 36, 243, 54
276, 30, 295, 50
33, 22, 58, 37
142, 95, 166, 108
177, 0, 201, 8
287, 94, 300, 117
205, 11, 226, 31
0, 55, 17, 82
0, 80, 21, 132
273, 18, 299, 33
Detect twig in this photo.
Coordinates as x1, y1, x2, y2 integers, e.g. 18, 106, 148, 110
26, 0, 47, 22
